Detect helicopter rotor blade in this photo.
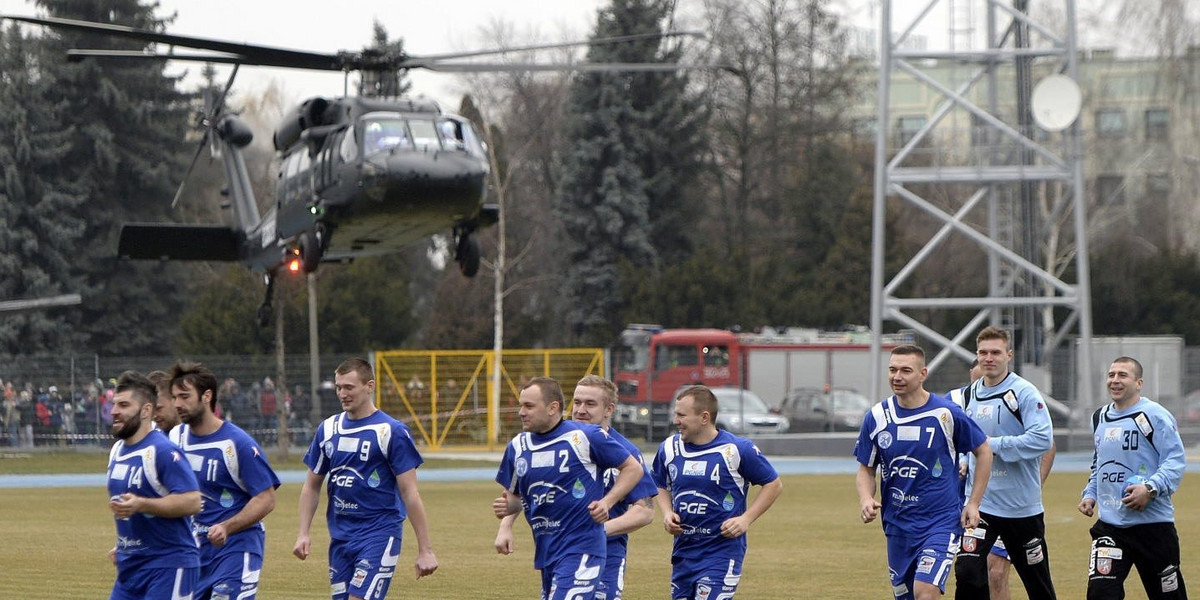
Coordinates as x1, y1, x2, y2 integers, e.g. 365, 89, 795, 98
66, 49, 246, 64
408, 30, 706, 63
411, 61, 738, 74
2, 14, 345, 70
172, 64, 239, 209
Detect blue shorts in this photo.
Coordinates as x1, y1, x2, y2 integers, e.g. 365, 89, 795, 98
540, 553, 602, 600
885, 530, 959, 600
199, 549, 262, 600
329, 536, 401, 600
670, 556, 742, 600
597, 554, 626, 600
991, 538, 1010, 561
110, 565, 198, 600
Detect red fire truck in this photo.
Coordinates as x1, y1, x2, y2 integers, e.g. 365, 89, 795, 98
610, 324, 911, 439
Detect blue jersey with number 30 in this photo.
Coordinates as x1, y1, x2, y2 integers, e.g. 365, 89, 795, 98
304, 410, 423, 541
651, 430, 779, 563
107, 429, 201, 571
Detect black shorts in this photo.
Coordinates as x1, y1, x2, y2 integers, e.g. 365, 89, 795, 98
1088, 520, 1187, 600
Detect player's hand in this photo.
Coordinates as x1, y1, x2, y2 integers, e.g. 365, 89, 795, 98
107, 546, 117, 566
414, 549, 438, 579
109, 493, 140, 519
1078, 497, 1096, 517
587, 498, 613, 523
1121, 484, 1151, 511
958, 460, 968, 479
207, 523, 229, 547
720, 515, 750, 539
662, 511, 683, 536
492, 493, 515, 519
859, 498, 881, 524
494, 528, 515, 555
960, 502, 981, 529
293, 535, 311, 560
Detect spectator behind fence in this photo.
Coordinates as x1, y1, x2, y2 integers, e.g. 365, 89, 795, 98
3, 390, 17, 447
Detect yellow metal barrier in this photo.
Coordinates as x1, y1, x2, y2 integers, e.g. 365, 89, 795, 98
374, 348, 604, 451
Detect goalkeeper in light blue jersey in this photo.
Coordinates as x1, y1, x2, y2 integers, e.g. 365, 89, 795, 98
1079, 356, 1187, 600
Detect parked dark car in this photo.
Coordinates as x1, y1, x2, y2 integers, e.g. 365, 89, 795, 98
780, 387, 871, 432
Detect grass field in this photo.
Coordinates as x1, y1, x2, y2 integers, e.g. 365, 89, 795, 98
1, 453, 1194, 599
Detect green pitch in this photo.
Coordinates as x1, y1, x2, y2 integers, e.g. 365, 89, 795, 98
1, 469, 1194, 599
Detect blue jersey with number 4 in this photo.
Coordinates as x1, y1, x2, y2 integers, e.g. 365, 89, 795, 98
495, 420, 633, 569
107, 429, 201, 571
651, 430, 779, 563
304, 410, 423, 541
172, 422, 280, 556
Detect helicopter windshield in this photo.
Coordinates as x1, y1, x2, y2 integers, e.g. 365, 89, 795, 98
361, 113, 485, 158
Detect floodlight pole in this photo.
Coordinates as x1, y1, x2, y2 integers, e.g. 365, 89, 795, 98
308, 272, 321, 425
275, 288, 289, 459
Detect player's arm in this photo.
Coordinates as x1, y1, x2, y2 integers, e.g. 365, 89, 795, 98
293, 469, 324, 560
855, 463, 881, 524
962, 440, 992, 528
1039, 440, 1057, 484
397, 469, 439, 578
655, 486, 682, 535
605, 496, 655, 537
589, 454, 642, 522
110, 490, 202, 519
720, 477, 782, 538
494, 514, 518, 554
209, 487, 277, 546
492, 488, 522, 518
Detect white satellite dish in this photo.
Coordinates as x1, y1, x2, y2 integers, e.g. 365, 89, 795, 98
1031, 74, 1082, 132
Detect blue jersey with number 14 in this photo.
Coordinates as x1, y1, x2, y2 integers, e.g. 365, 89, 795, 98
107, 429, 201, 571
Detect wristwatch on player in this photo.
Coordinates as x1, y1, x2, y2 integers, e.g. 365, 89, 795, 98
1144, 481, 1158, 499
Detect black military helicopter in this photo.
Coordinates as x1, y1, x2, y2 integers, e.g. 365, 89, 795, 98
2, 13, 715, 325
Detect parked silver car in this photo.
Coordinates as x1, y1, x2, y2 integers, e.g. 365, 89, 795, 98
780, 387, 871, 432
672, 386, 790, 435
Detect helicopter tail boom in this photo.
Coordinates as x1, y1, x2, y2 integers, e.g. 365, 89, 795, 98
118, 223, 241, 262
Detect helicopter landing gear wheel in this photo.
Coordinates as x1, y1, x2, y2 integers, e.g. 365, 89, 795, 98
299, 231, 322, 274
456, 233, 481, 277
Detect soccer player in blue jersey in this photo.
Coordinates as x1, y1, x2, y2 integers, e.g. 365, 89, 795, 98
1079, 356, 1188, 600
493, 376, 648, 600
169, 362, 281, 600
652, 385, 783, 600
294, 358, 439, 600
147, 370, 181, 434
857, 345, 992, 600
954, 326, 1058, 600
494, 375, 657, 600
106, 370, 203, 600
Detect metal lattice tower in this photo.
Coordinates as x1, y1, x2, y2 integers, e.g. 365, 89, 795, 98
867, 0, 1094, 418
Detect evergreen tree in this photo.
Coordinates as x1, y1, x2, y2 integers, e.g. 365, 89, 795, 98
34, 0, 193, 354
0, 23, 87, 353
557, 0, 699, 344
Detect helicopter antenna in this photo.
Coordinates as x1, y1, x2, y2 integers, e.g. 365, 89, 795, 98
173, 63, 239, 208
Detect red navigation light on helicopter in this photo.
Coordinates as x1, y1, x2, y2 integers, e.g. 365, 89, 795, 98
287, 248, 302, 273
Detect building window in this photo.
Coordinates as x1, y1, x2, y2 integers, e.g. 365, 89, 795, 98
852, 117, 877, 138
897, 115, 926, 146
1095, 110, 1126, 138
1145, 108, 1169, 141
1146, 172, 1170, 202
1096, 175, 1125, 205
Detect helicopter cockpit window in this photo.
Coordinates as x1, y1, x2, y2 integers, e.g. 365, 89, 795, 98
408, 119, 439, 150
363, 119, 411, 155
339, 127, 358, 162
438, 119, 465, 151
